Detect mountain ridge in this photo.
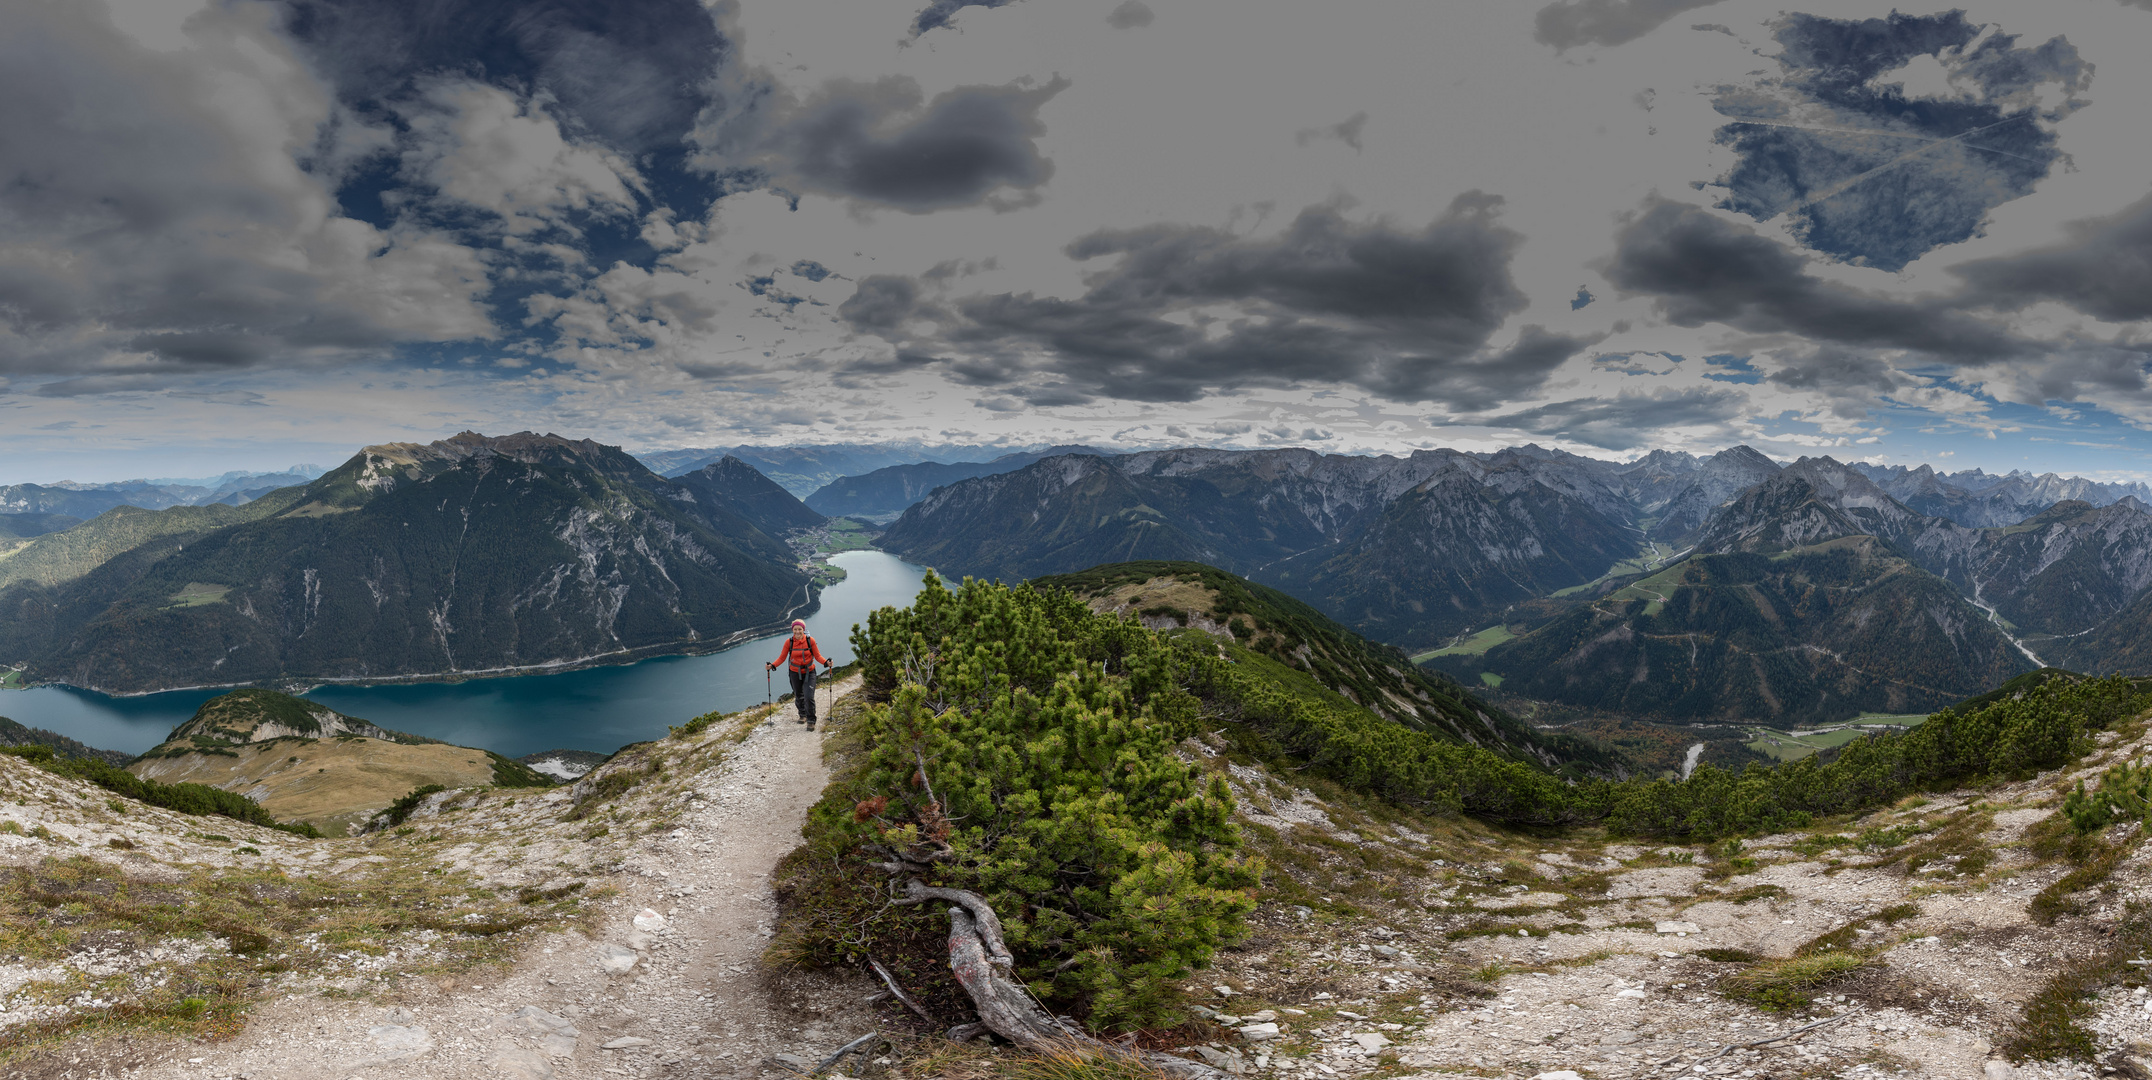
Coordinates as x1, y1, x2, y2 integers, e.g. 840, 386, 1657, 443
1, 432, 816, 694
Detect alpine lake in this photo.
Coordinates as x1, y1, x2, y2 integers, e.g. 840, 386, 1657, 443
0, 550, 932, 758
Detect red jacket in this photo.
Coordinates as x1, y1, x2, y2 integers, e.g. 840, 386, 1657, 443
771, 635, 831, 672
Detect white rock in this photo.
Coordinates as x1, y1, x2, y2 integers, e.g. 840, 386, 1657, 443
1336, 1011, 1369, 1021
540, 1033, 578, 1058
1535, 1072, 1587, 1080
1238, 1022, 1281, 1042
1616, 988, 1648, 999
1654, 921, 1701, 935
366, 1023, 434, 1060
1213, 1013, 1242, 1025
488, 1047, 553, 1080
602, 1036, 653, 1049
1985, 1062, 2015, 1080
1244, 1010, 1277, 1022
596, 943, 640, 973
1350, 1033, 1391, 1053
633, 908, 667, 932
1212, 984, 1235, 997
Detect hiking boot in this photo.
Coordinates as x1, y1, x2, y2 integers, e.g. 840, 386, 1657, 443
806, 720, 817, 732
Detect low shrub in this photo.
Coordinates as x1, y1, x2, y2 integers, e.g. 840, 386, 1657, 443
3, 745, 320, 837
376, 785, 447, 829
1724, 952, 1868, 1010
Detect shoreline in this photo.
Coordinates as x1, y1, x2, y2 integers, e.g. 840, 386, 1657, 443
12, 597, 826, 700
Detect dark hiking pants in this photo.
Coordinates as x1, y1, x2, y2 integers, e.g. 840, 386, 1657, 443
788, 667, 819, 721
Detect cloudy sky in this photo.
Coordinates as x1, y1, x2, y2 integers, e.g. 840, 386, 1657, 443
6, 0, 2152, 482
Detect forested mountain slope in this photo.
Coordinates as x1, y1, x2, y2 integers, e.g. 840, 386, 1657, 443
1031, 560, 1620, 774
1480, 537, 2030, 723
669, 455, 826, 538
879, 446, 1644, 649
0, 432, 811, 693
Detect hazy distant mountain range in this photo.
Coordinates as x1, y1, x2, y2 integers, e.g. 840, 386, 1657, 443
875, 445, 2152, 723
0, 435, 822, 693
635, 443, 1069, 499
802, 445, 1111, 522
12, 434, 2152, 725
0, 466, 326, 527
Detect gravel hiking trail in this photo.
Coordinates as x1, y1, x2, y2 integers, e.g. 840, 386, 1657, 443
110, 675, 879, 1080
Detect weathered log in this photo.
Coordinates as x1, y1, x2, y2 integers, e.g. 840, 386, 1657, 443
897, 879, 1231, 1080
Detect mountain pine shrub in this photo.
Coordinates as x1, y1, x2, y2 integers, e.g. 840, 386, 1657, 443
797, 573, 1257, 1029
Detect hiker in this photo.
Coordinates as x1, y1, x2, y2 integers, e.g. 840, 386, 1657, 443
767, 619, 834, 730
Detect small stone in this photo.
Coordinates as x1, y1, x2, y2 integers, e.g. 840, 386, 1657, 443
1336, 1011, 1369, 1021
1655, 921, 1702, 935
632, 908, 667, 932
1214, 1014, 1242, 1025
1535, 1072, 1587, 1080
509, 1006, 577, 1036
1984, 1062, 2014, 1080
1617, 988, 1648, 999
1213, 984, 1235, 997
1192, 1046, 1237, 1069
1238, 1022, 1281, 1042
1372, 945, 1401, 958
1350, 1033, 1390, 1053
773, 1054, 814, 1068
596, 944, 640, 973
602, 1037, 653, 1050
1244, 1010, 1277, 1023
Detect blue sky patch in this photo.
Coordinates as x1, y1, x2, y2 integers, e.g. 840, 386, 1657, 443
1708, 11, 2091, 271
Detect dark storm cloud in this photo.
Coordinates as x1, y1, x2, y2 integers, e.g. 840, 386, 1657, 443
1764, 345, 1917, 419
1601, 199, 2025, 361
753, 77, 1068, 213
1295, 112, 1368, 152
0, 1, 492, 381
839, 195, 1596, 406
1533, 0, 1726, 50
278, 0, 726, 153
909, 0, 1020, 38
1477, 386, 1748, 449
1709, 12, 2091, 271
1953, 188, 2152, 323
1106, 2, 1156, 29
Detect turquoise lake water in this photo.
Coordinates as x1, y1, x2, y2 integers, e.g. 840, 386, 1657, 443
0, 550, 930, 758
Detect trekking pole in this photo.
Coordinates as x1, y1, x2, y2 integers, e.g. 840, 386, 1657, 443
766, 667, 772, 714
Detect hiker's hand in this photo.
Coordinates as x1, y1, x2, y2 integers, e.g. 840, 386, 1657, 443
765, 662, 774, 671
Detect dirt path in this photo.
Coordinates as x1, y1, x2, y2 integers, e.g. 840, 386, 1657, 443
119, 676, 876, 1080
